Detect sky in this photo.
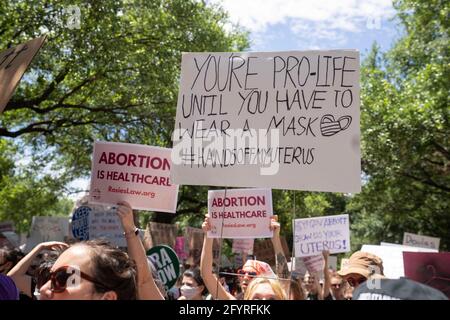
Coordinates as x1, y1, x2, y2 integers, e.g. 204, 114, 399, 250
67, 0, 403, 199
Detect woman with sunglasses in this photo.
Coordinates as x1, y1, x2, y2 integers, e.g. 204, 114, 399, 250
200, 214, 283, 300
39, 238, 137, 300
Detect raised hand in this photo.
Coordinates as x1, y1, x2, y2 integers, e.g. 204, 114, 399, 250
116, 201, 135, 233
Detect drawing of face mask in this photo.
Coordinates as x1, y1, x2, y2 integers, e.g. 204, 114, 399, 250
320, 114, 352, 137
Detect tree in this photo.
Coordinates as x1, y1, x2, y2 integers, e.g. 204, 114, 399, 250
0, 0, 249, 230
349, 0, 449, 250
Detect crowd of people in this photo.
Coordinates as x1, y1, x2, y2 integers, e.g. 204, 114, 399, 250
0, 203, 447, 300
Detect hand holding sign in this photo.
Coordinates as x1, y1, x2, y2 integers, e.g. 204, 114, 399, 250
116, 201, 135, 234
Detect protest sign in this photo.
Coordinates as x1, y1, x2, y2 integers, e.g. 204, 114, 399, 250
253, 237, 290, 267
89, 141, 179, 212
380, 242, 437, 252
207, 188, 273, 239
0, 36, 46, 113
25, 216, 69, 252
403, 232, 440, 251
71, 205, 91, 241
88, 207, 127, 248
361, 244, 437, 279
232, 238, 254, 254
185, 226, 221, 266
147, 245, 180, 291
293, 214, 350, 257
172, 50, 360, 193
403, 252, 450, 299
174, 236, 188, 260
147, 222, 177, 248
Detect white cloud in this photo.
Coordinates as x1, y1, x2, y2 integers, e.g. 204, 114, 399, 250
209, 0, 396, 49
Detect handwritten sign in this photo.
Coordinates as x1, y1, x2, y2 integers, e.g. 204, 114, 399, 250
0, 36, 46, 113
207, 188, 273, 239
147, 222, 177, 248
171, 51, 360, 193
403, 232, 440, 251
232, 239, 254, 254
88, 207, 127, 248
185, 226, 221, 266
25, 216, 69, 252
293, 214, 350, 257
71, 205, 91, 241
89, 141, 179, 212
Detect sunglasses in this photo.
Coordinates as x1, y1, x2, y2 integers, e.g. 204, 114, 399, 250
237, 269, 258, 277
346, 276, 366, 288
49, 266, 110, 293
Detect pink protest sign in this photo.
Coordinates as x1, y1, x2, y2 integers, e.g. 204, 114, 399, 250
175, 236, 188, 260
89, 141, 179, 212
207, 188, 273, 239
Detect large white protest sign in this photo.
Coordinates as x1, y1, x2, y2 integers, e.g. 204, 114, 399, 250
89, 141, 179, 212
25, 216, 69, 252
293, 214, 350, 257
0, 36, 46, 113
403, 232, 440, 250
171, 51, 360, 193
207, 188, 273, 239
361, 244, 437, 279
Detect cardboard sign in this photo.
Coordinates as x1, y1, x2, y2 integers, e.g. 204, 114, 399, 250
0, 221, 14, 233
147, 245, 180, 291
25, 216, 69, 252
0, 36, 46, 113
89, 141, 179, 212
293, 214, 350, 257
147, 222, 177, 248
185, 226, 221, 266
171, 50, 361, 193
403, 252, 450, 298
253, 237, 290, 267
207, 188, 273, 239
232, 238, 254, 254
403, 232, 440, 251
361, 244, 437, 279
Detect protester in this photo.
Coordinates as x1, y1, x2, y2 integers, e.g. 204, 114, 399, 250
329, 271, 346, 300
116, 201, 164, 300
285, 278, 305, 300
7, 241, 67, 300
200, 214, 283, 300
178, 267, 206, 300
0, 247, 24, 274
337, 251, 385, 291
39, 239, 137, 300
0, 274, 19, 300
244, 277, 286, 300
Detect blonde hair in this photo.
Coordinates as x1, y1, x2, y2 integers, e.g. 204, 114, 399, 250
244, 277, 286, 300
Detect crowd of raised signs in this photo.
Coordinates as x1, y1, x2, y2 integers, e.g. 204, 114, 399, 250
0, 200, 447, 301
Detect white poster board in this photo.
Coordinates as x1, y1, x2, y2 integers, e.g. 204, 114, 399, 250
232, 238, 254, 254
293, 214, 350, 257
172, 50, 360, 193
89, 141, 179, 212
88, 207, 127, 248
402, 232, 440, 251
361, 244, 437, 279
207, 188, 273, 239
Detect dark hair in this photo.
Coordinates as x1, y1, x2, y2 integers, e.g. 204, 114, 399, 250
35, 258, 56, 289
74, 239, 137, 300
183, 267, 206, 295
0, 247, 25, 272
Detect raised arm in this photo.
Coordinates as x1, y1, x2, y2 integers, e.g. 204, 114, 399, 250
321, 250, 331, 299
117, 201, 164, 300
200, 214, 235, 300
270, 215, 289, 279
7, 241, 67, 297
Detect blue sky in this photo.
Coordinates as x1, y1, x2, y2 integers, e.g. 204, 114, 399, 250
68, 0, 403, 198
211, 0, 402, 58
